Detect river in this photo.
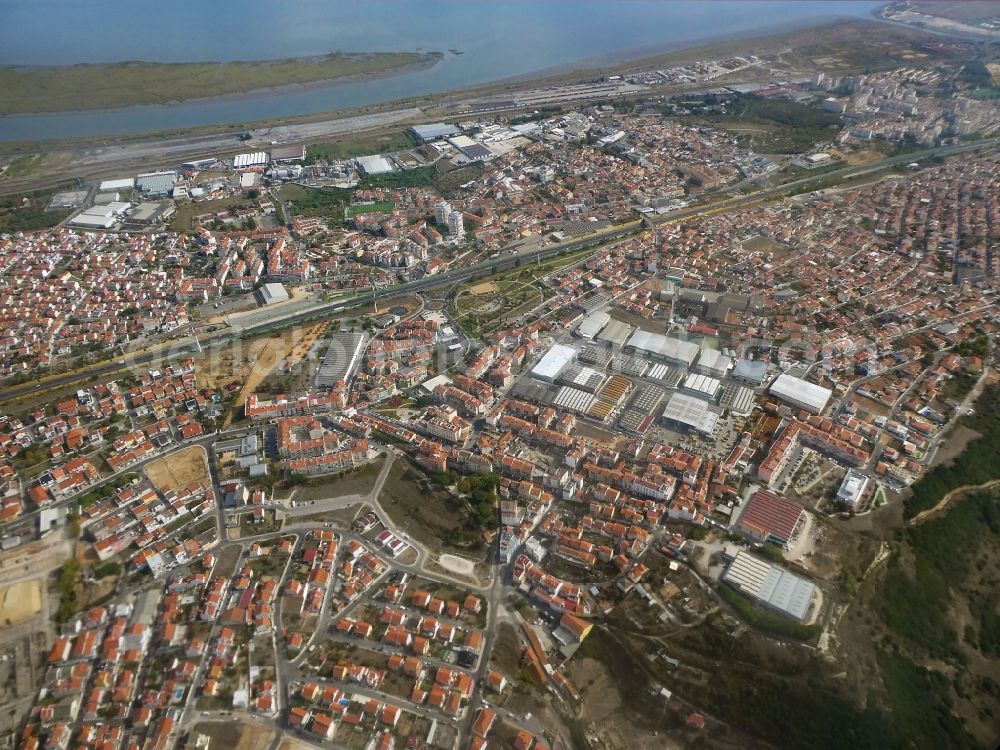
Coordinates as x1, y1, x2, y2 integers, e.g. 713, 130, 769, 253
0, 0, 881, 141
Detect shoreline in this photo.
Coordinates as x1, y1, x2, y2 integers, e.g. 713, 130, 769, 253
491, 12, 870, 85
0, 13, 893, 127
0, 15, 932, 149
0, 52, 444, 117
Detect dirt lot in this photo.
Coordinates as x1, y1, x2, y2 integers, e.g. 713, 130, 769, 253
469, 282, 498, 295
193, 721, 274, 750
145, 446, 211, 493
230, 322, 327, 415
0, 579, 42, 625
196, 321, 326, 391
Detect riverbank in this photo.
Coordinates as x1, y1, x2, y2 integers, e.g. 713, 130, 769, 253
0, 51, 443, 115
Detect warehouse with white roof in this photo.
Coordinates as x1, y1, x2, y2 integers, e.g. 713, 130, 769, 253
355, 155, 394, 175
722, 550, 817, 622
530, 344, 576, 383
662, 392, 719, 435
99, 178, 134, 192
681, 373, 722, 401
233, 152, 269, 169
576, 310, 610, 340
625, 330, 700, 367
768, 372, 832, 414
695, 347, 732, 378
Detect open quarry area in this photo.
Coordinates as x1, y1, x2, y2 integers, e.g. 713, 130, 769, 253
1, 4, 1000, 750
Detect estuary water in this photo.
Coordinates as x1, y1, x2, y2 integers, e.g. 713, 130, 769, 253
0, 0, 881, 141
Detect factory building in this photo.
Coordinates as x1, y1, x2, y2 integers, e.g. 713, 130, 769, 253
136, 171, 177, 197
768, 372, 833, 414
530, 344, 577, 383
694, 348, 732, 379
680, 373, 722, 402
409, 122, 462, 142
315, 332, 367, 389
624, 330, 700, 368
270, 145, 306, 162
233, 152, 269, 169
576, 310, 611, 340
129, 202, 175, 225
732, 358, 769, 387
447, 135, 495, 161
69, 202, 130, 229
557, 365, 606, 394
734, 490, 806, 547
595, 319, 634, 347
257, 282, 290, 307
722, 550, 816, 622
98, 178, 135, 192
661, 392, 719, 435
355, 155, 394, 175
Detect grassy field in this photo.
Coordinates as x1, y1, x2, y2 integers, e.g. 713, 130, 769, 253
346, 201, 396, 218
903, 382, 1000, 520
378, 458, 484, 553
306, 130, 416, 162
0, 191, 70, 233
0, 52, 440, 114
291, 456, 385, 501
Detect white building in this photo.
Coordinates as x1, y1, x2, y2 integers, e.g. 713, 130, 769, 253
446, 210, 465, 236
722, 550, 816, 622
434, 201, 451, 225
531, 344, 577, 382
768, 372, 832, 414
836, 469, 869, 509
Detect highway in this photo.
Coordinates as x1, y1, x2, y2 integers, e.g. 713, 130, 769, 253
0, 137, 995, 408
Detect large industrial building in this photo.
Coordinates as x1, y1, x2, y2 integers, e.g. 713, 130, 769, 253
136, 171, 177, 197
257, 282, 290, 307
768, 372, 832, 414
735, 490, 806, 547
315, 332, 366, 388
695, 348, 732, 379
662, 392, 719, 435
68, 202, 130, 229
624, 330, 700, 368
595, 319, 634, 347
576, 310, 610, 340
530, 344, 577, 382
722, 550, 817, 622
447, 135, 495, 161
680, 373, 722, 402
732, 358, 769, 386
98, 178, 134, 192
409, 123, 462, 142
355, 155, 394, 175
233, 152, 269, 169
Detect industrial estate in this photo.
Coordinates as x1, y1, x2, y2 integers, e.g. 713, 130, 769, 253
1, 3, 1000, 750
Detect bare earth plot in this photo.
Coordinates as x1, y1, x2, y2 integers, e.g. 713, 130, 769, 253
196, 322, 325, 391
0, 580, 42, 626
145, 446, 211, 493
